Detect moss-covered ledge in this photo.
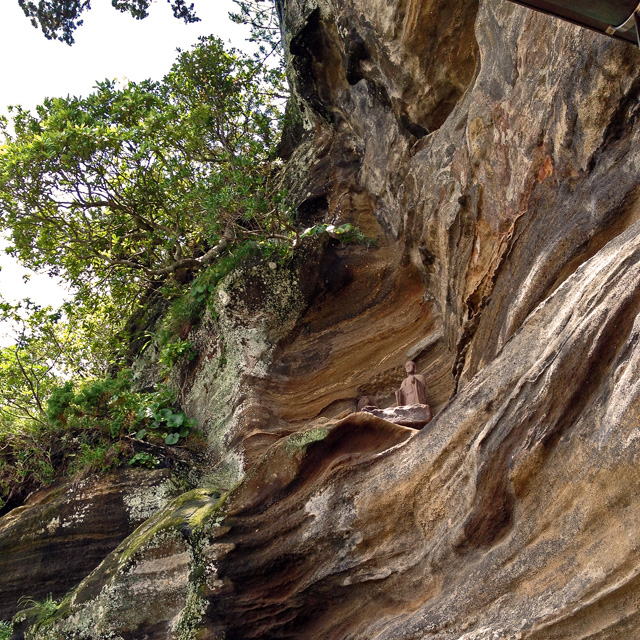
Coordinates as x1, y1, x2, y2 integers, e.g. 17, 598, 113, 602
14, 488, 226, 640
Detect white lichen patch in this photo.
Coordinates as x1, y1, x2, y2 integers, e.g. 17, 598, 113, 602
61, 503, 91, 528
128, 551, 191, 579
201, 541, 236, 591
286, 427, 329, 454
122, 479, 175, 522
178, 257, 309, 494
198, 451, 244, 493
458, 628, 522, 640
33, 529, 192, 639
46, 516, 60, 534
303, 484, 335, 540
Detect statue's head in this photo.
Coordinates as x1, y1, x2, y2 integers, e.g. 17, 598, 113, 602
405, 360, 416, 374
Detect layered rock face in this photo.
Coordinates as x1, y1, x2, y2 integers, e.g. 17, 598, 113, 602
0, 469, 179, 621
11, 0, 640, 638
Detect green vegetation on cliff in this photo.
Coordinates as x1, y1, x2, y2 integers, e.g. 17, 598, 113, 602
0, 35, 287, 302
0, 9, 288, 513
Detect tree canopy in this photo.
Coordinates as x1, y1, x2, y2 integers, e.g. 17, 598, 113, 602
0, 8, 291, 510
0, 36, 288, 307
16, 0, 283, 48
18, 0, 199, 44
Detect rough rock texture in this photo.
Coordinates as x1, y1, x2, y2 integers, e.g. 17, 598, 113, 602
0, 469, 179, 620
363, 404, 433, 428
11, 0, 640, 637
18, 414, 414, 639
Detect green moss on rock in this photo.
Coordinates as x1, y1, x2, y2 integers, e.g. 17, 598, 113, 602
285, 427, 330, 454
22, 488, 229, 640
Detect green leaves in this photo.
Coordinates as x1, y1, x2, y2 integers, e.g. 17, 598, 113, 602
18, 0, 199, 45
230, 0, 284, 66
46, 372, 195, 447
128, 451, 160, 468
159, 338, 196, 375
0, 37, 287, 304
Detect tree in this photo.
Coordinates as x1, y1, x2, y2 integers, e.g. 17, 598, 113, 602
0, 301, 69, 426
230, 0, 283, 62
16, 0, 284, 48
18, 0, 199, 45
0, 36, 289, 306
0, 296, 118, 427
0, 6, 292, 512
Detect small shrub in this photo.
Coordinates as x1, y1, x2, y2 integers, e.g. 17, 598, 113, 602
158, 338, 196, 375
0, 424, 57, 513
17, 594, 60, 618
46, 382, 75, 425
0, 620, 12, 640
47, 371, 142, 439
15, 594, 61, 634
128, 451, 160, 468
158, 293, 202, 340
67, 442, 122, 478
134, 392, 195, 445
47, 374, 194, 448
0, 370, 196, 513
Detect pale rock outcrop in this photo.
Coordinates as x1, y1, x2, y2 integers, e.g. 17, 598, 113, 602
363, 404, 433, 428
0, 469, 179, 621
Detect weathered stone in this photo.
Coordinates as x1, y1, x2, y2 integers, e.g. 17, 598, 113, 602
363, 403, 433, 429
20, 414, 413, 639
0, 469, 179, 621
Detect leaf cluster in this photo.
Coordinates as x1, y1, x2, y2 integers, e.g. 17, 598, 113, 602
47, 371, 193, 444
133, 399, 195, 446
230, 0, 283, 64
158, 338, 196, 375
0, 36, 288, 305
0, 369, 195, 513
0, 621, 11, 640
18, 0, 199, 45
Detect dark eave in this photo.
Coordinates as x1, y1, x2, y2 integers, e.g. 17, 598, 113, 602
507, 0, 640, 44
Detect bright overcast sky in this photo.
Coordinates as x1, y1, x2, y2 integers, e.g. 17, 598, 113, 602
0, 0, 252, 323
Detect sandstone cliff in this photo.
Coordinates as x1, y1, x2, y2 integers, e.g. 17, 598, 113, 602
6, 0, 640, 638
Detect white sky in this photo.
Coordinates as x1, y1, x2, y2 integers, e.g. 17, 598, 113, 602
0, 0, 251, 321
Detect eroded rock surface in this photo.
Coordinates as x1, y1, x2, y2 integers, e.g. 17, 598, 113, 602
0, 469, 179, 621
11, 0, 640, 637
363, 404, 433, 428
20, 414, 413, 639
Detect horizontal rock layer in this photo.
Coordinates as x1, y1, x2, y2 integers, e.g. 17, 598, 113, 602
0, 469, 178, 621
